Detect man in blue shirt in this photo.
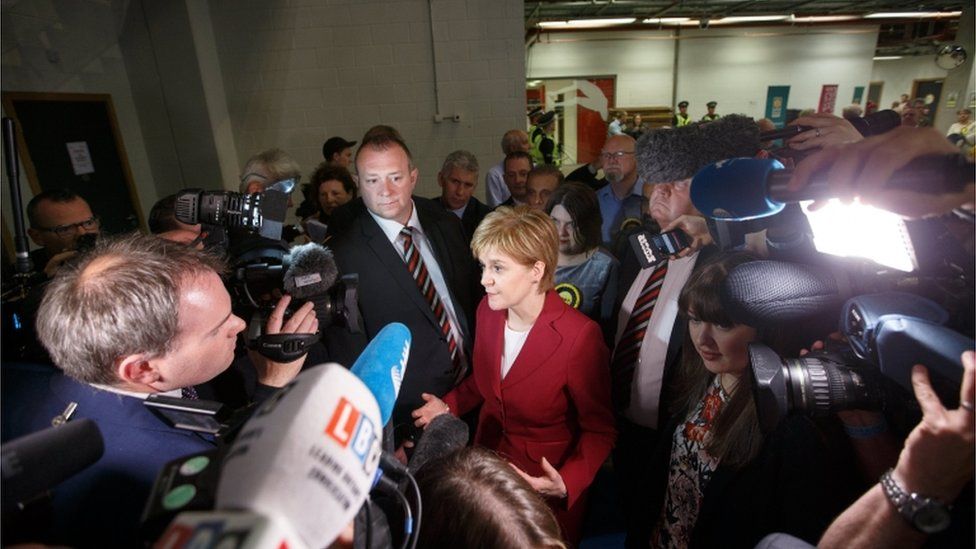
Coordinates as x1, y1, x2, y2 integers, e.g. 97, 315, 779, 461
596, 134, 643, 247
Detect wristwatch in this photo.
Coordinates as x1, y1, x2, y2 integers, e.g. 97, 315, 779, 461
880, 468, 952, 534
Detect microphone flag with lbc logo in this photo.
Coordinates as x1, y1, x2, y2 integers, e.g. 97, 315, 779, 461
215, 363, 382, 548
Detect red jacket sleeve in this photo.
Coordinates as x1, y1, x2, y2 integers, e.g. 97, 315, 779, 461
558, 319, 617, 509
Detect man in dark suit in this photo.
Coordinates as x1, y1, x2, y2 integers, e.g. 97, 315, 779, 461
2, 233, 316, 546
327, 132, 479, 438
433, 149, 491, 244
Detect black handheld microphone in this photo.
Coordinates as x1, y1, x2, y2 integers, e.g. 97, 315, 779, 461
407, 413, 470, 475
759, 109, 901, 141
2, 419, 104, 512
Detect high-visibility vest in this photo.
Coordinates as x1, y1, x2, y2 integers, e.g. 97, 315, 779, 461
674, 113, 691, 127
530, 126, 547, 165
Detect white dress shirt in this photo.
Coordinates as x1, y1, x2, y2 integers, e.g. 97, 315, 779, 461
614, 252, 699, 428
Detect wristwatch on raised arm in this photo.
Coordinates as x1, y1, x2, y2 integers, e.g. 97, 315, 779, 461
880, 468, 952, 534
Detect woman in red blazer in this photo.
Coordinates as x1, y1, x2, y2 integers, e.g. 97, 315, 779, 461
413, 205, 617, 544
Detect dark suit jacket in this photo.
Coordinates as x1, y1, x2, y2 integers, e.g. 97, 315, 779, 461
432, 195, 492, 244
646, 413, 858, 548
1, 362, 215, 547
443, 292, 616, 540
610, 244, 719, 424
327, 197, 479, 429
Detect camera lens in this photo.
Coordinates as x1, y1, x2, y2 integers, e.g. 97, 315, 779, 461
750, 343, 884, 433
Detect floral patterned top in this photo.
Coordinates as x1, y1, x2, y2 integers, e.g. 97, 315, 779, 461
652, 377, 730, 548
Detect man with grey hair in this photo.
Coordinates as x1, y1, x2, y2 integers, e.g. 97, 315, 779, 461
239, 147, 301, 194
434, 149, 491, 244
486, 129, 531, 207
3, 232, 316, 546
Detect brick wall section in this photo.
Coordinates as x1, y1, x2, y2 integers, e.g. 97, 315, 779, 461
210, 0, 526, 199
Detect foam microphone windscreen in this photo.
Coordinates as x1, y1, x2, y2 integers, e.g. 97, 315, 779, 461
2, 418, 104, 512
350, 322, 411, 426
216, 363, 382, 549
283, 243, 339, 299
721, 260, 846, 327
407, 413, 470, 475
636, 114, 760, 184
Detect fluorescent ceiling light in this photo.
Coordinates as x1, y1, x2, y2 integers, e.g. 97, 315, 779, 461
864, 11, 961, 18
873, 56, 903, 60
712, 15, 789, 24
642, 17, 691, 24
538, 18, 636, 29
789, 14, 861, 23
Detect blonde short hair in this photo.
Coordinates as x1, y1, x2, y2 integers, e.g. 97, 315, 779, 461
470, 206, 558, 292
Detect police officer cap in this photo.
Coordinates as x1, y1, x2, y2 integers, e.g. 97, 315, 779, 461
707, 101, 717, 108
537, 110, 557, 125
677, 101, 689, 108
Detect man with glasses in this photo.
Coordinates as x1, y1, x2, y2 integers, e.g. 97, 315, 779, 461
596, 134, 642, 247
26, 188, 100, 279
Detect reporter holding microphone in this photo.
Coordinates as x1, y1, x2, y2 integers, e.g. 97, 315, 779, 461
412, 206, 617, 545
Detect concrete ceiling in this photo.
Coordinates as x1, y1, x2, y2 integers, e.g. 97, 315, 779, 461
525, 1, 970, 55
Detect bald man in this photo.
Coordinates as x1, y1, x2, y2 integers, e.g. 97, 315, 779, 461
486, 129, 531, 207
596, 135, 642, 246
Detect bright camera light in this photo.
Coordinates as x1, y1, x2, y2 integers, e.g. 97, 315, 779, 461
802, 199, 917, 272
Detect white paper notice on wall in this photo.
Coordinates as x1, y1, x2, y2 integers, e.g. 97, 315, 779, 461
66, 141, 94, 175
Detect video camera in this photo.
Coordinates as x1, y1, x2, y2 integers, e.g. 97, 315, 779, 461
746, 290, 973, 434
173, 182, 362, 362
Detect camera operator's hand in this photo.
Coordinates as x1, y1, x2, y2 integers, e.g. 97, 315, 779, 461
787, 126, 975, 218
662, 214, 712, 258
819, 350, 975, 549
411, 392, 450, 428
249, 295, 318, 387
891, 350, 975, 503
43, 250, 78, 278
787, 113, 864, 151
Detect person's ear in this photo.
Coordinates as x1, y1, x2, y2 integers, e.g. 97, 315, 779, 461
116, 354, 160, 386
27, 227, 43, 247
531, 260, 545, 284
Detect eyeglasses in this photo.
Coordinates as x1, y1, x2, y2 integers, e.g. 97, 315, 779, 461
36, 216, 100, 238
600, 151, 634, 161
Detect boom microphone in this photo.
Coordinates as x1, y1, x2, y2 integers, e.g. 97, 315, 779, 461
2, 419, 104, 512
407, 413, 469, 475
350, 322, 411, 426
283, 243, 340, 299
690, 155, 973, 221
758, 109, 901, 141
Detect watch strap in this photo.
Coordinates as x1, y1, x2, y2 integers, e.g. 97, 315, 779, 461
880, 468, 951, 534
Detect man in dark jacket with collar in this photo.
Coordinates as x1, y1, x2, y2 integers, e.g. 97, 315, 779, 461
327, 131, 479, 441
2, 233, 315, 547
433, 149, 491, 244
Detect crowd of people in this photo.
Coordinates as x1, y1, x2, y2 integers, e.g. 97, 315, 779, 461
1, 99, 974, 549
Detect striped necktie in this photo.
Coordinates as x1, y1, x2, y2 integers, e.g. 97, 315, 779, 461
610, 262, 668, 411
400, 227, 465, 381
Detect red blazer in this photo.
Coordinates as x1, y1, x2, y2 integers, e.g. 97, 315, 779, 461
443, 291, 617, 510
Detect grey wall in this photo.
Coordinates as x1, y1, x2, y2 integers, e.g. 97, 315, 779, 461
209, 0, 526, 197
